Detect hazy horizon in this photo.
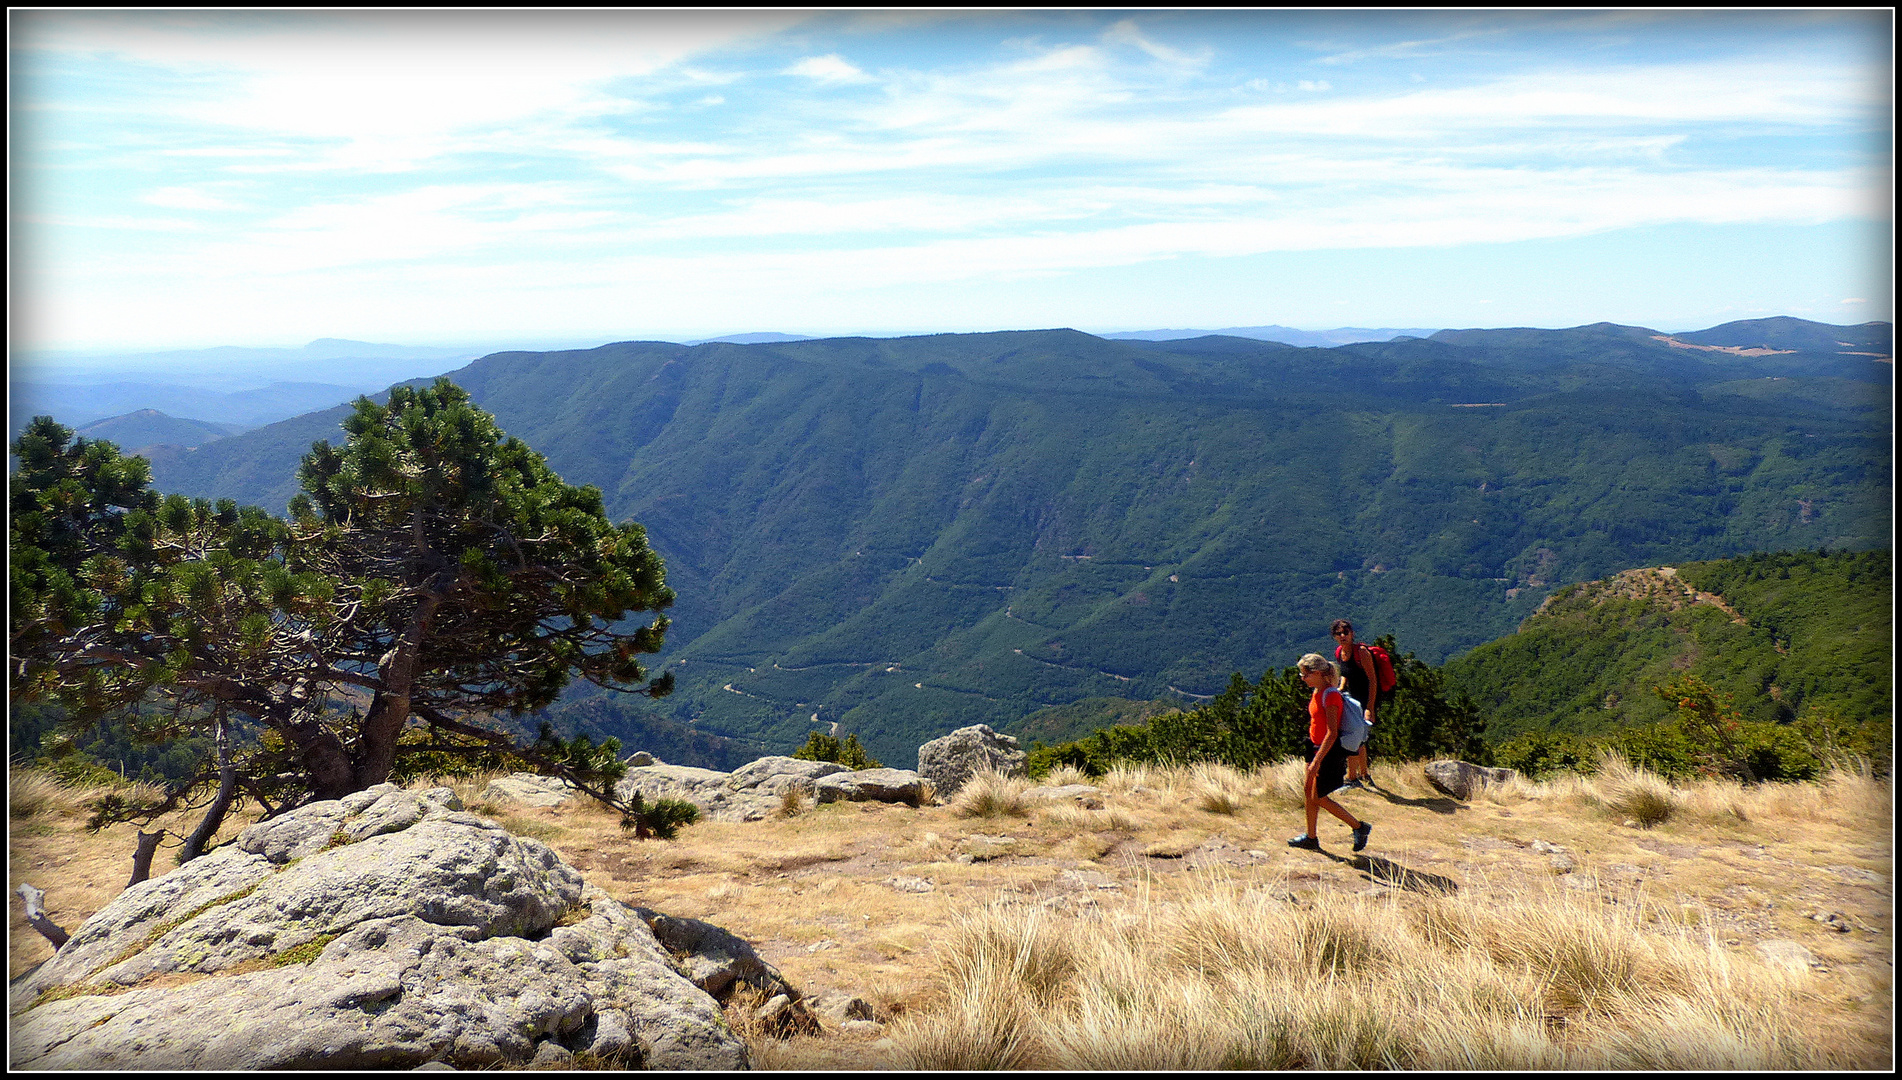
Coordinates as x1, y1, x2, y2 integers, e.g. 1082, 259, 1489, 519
20, 312, 1895, 371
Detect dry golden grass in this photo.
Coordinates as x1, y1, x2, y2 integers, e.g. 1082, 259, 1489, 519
9, 768, 167, 823
1189, 762, 1249, 815
9, 769, 266, 980
11, 759, 1892, 1070
888, 872, 1881, 1069
948, 769, 1033, 819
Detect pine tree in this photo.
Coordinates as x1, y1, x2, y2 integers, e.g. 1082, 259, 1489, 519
9, 381, 689, 852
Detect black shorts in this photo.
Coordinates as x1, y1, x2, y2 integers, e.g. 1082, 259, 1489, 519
1309, 741, 1348, 797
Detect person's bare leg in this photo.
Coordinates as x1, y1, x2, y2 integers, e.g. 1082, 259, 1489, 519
1317, 796, 1360, 830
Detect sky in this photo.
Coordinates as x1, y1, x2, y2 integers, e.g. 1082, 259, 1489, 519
9, 9, 1894, 356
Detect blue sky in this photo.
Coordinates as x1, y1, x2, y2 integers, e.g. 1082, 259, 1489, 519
10, 9, 1893, 353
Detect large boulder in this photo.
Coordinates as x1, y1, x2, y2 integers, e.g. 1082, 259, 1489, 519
617, 756, 919, 820
486, 772, 580, 808
813, 768, 932, 806
725, 756, 851, 798
9, 785, 748, 1071
615, 762, 733, 810
916, 725, 1026, 797
1423, 760, 1519, 801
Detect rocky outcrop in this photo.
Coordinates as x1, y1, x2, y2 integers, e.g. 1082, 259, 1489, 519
916, 725, 1026, 797
814, 768, 932, 806
616, 755, 927, 820
1423, 760, 1520, 801
9, 785, 748, 1071
485, 772, 580, 807
641, 909, 799, 1003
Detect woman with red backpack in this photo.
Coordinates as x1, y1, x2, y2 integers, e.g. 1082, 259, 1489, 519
1331, 619, 1396, 789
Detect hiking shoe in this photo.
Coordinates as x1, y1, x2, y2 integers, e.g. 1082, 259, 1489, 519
1339, 779, 1363, 790
1351, 821, 1373, 853
1287, 834, 1321, 850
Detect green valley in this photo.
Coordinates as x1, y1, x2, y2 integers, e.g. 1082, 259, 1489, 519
145, 319, 1891, 766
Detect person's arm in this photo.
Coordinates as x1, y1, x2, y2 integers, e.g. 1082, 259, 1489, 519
1356, 646, 1379, 716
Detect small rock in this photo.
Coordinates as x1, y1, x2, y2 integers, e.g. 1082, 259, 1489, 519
1023, 784, 1105, 809
1422, 760, 1518, 800
412, 1063, 456, 1072
840, 1019, 885, 1036
1529, 839, 1567, 854
1060, 868, 1119, 890
807, 991, 876, 1024
884, 876, 936, 894
531, 1041, 573, 1067
805, 939, 837, 953
756, 994, 792, 1024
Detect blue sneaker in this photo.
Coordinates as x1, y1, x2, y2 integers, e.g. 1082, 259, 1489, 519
1351, 821, 1373, 853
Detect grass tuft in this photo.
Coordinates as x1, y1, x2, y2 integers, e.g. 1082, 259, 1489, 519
1593, 754, 1676, 827
777, 785, 807, 819
950, 770, 1032, 819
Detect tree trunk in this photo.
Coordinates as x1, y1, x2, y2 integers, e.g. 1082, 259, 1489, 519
179, 708, 238, 865
289, 721, 358, 801
127, 830, 164, 888
355, 584, 447, 788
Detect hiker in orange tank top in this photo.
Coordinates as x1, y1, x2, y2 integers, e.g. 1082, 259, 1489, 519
1288, 653, 1372, 853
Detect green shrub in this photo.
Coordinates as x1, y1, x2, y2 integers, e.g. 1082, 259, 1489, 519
1493, 731, 1596, 780
1025, 636, 1486, 777
791, 731, 882, 770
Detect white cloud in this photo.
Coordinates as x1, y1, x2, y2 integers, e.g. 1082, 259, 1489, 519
1100, 18, 1209, 68
12, 13, 1889, 348
785, 54, 873, 83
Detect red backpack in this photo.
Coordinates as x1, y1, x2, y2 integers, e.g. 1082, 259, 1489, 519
1338, 641, 1398, 694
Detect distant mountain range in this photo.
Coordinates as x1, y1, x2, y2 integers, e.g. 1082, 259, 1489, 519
140, 315, 1891, 766
10, 337, 555, 434
1101, 325, 1443, 347
11, 381, 377, 435
74, 409, 246, 452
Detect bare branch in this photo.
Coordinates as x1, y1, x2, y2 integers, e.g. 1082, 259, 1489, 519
17, 883, 70, 949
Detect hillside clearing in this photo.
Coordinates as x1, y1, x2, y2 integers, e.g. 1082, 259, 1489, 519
10, 759, 1891, 1069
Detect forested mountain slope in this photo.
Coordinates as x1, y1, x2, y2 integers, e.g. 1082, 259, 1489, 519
1442, 549, 1891, 744
147, 320, 1891, 765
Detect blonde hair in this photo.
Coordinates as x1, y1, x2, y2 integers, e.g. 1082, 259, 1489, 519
1297, 653, 1336, 677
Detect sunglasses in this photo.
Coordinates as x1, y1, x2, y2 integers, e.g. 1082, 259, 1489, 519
1332, 630, 1352, 638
